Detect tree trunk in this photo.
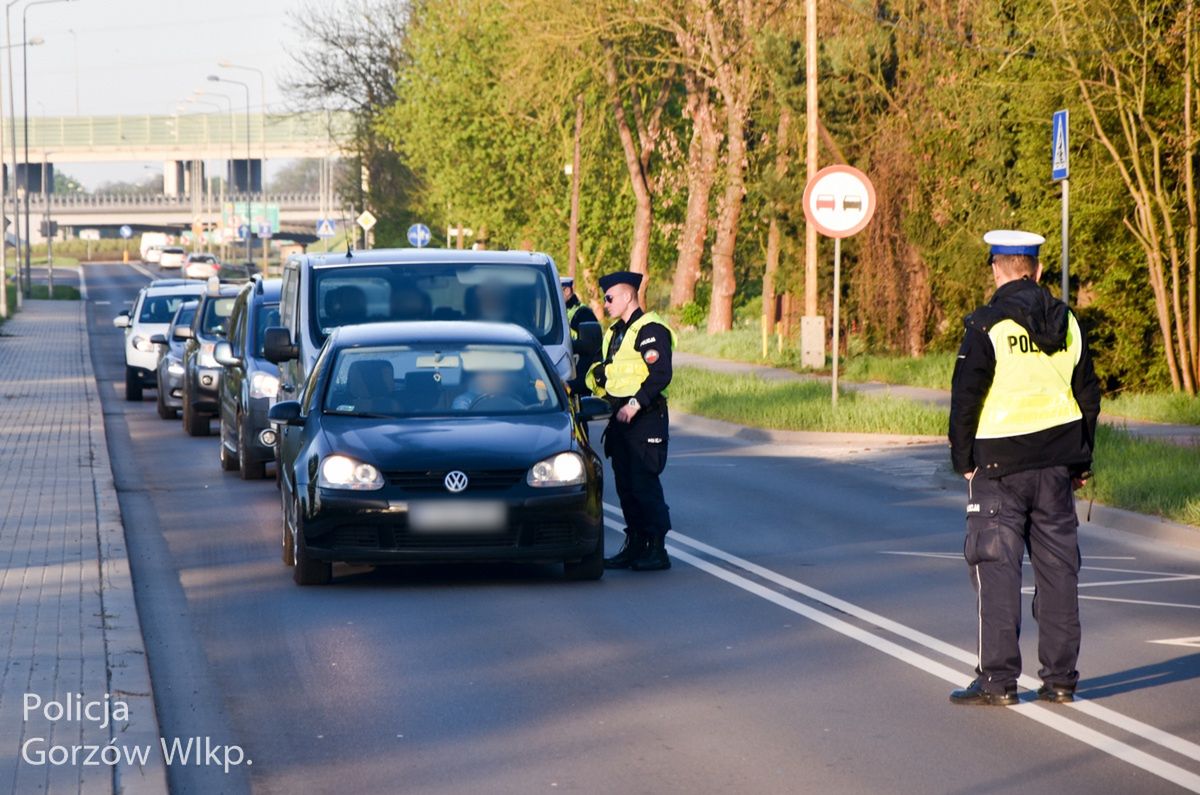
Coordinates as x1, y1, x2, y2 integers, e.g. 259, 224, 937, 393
707, 104, 747, 334
602, 45, 653, 283
762, 106, 791, 341
670, 73, 720, 308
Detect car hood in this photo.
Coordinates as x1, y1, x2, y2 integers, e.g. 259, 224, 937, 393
318, 412, 575, 471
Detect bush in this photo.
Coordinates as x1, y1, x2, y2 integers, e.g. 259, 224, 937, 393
677, 301, 706, 328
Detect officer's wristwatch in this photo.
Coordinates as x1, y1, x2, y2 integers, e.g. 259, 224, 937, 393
626, 398, 641, 411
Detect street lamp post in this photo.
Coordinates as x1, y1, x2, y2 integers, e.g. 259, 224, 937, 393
0, 34, 41, 319
218, 62, 269, 274
22, 0, 73, 297
186, 93, 235, 258
208, 74, 252, 265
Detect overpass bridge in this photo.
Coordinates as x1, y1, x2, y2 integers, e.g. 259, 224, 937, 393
8, 111, 355, 193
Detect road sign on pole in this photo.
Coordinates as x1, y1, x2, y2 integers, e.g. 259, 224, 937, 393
407, 223, 432, 248
356, 210, 377, 232
1053, 109, 1070, 304
257, 222, 273, 239
119, 225, 132, 239
315, 218, 336, 238
802, 164, 877, 408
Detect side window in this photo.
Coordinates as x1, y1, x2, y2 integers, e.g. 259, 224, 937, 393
301, 343, 332, 414
280, 265, 300, 334
227, 294, 245, 355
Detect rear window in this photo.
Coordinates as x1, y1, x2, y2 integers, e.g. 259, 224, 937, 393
199, 297, 237, 337
310, 263, 561, 346
138, 294, 194, 323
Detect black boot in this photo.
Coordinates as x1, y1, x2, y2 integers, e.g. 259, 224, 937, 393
949, 679, 1018, 706
604, 530, 647, 569
631, 534, 671, 571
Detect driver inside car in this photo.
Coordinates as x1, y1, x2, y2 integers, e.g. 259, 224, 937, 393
451, 369, 524, 410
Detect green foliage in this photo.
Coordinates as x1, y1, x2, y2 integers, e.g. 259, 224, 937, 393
1102, 392, 1200, 426
677, 301, 706, 328
1088, 426, 1200, 526
840, 354, 957, 390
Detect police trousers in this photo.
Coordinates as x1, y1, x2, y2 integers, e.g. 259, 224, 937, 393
604, 402, 671, 539
964, 466, 1081, 693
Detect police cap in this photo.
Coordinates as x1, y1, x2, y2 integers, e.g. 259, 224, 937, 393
559, 275, 575, 287
983, 229, 1045, 258
598, 270, 643, 292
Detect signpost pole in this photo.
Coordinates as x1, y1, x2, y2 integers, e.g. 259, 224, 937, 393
1052, 109, 1070, 304
832, 237, 841, 409
1061, 178, 1069, 304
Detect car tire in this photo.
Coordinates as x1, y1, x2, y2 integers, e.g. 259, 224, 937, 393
183, 392, 209, 437
281, 495, 295, 566
219, 435, 238, 471
238, 415, 266, 480
155, 380, 176, 419
291, 499, 331, 586
125, 366, 143, 402
563, 535, 605, 581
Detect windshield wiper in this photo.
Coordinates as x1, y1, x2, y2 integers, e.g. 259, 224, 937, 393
326, 411, 399, 419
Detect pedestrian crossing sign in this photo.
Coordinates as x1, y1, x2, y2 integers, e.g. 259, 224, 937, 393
316, 218, 337, 238
1052, 109, 1069, 181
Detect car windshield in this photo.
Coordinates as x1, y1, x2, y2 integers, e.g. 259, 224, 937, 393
310, 263, 561, 345
200, 297, 236, 337
253, 303, 281, 357
323, 343, 561, 417
139, 294, 195, 323
172, 303, 197, 330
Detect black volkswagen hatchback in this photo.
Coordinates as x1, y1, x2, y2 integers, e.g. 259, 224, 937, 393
270, 321, 608, 586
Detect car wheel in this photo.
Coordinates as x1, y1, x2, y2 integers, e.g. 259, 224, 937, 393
183, 391, 209, 437
281, 491, 295, 566
155, 380, 176, 419
125, 366, 143, 402
563, 535, 605, 581
219, 433, 238, 471
238, 414, 266, 480
291, 498, 331, 586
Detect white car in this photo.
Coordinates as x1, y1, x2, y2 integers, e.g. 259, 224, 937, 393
184, 253, 220, 280
112, 279, 205, 401
144, 245, 164, 264
159, 246, 187, 269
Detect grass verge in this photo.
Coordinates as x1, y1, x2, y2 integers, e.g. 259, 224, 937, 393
1102, 391, 1200, 426
672, 366, 1199, 526
670, 366, 947, 435
839, 354, 956, 390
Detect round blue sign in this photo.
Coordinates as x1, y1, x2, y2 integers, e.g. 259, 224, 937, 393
407, 223, 432, 248
119, 224, 133, 239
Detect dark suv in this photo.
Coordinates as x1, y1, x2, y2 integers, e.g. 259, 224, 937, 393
214, 278, 282, 479
181, 283, 241, 436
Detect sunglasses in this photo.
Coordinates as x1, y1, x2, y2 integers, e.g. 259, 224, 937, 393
604, 293, 621, 304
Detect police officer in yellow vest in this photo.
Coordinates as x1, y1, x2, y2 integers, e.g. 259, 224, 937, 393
586, 271, 675, 571
562, 276, 599, 395
949, 230, 1101, 707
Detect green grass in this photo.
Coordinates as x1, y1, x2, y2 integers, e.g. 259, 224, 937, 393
840, 353, 956, 390
676, 322, 804, 369
670, 366, 948, 435
1086, 425, 1200, 526
1102, 391, 1200, 426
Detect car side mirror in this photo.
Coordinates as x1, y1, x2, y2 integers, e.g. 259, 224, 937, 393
263, 326, 298, 363
578, 396, 611, 422
575, 320, 602, 358
149, 334, 167, 346
214, 340, 240, 367
112, 312, 131, 329
172, 326, 194, 341
268, 400, 304, 426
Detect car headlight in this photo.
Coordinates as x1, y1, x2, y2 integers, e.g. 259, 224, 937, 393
527, 452, 586, 488
132, 335, 155, 353
318, 455, 384, 491
249, 371, 280, 399
167, 362, 185, 376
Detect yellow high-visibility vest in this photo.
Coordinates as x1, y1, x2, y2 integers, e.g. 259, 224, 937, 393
567, 302, 580, 340
976, 313, 1083, 439
586, 311, 676, 399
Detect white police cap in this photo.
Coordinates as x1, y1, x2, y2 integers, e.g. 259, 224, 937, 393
983, 229, 1045, 257
559, 275, 575, 287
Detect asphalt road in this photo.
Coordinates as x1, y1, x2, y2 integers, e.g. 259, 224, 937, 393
83, 261, 1200, 794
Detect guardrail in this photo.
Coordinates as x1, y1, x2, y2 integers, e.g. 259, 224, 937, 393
14, 112, 354, 150
27, 193, 325, 209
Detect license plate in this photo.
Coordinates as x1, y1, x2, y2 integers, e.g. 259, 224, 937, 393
408, 501, 507, 533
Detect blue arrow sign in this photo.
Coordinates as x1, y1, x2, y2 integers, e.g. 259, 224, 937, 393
237, 224, 250, 240
407, 223, 432, 248
315, 218, 336, 238
257, 222, 273, 239
1052, 109, 1069, 181
119, 224, 132, 239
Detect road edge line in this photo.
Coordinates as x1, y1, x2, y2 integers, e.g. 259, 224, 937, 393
80, 296, 169, 795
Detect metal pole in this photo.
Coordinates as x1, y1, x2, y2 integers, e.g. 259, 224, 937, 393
1061, 178, 1069, 304
6, 0, 22, 308
832, 236, 841, 409
0, 36, 7, 320
43, 147, 50, 297
804, 0, 818, 318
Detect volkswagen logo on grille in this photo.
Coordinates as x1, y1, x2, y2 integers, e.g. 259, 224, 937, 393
444, 470, 469, 493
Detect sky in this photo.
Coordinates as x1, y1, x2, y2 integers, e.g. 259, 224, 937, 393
17, 0, 317, 188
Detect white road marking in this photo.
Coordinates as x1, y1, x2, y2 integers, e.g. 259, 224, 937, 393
1076, 595, 1200, 610
605, 506, 1200, 784
93, 300, 111, 306
127, 262, 157, 280
1149, 637, 1200, 649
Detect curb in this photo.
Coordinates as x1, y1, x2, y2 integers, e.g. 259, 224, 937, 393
78, 292, 169, 793
673, 409, 1200, 552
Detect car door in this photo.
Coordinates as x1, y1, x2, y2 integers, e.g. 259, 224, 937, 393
222, 290, 249, 434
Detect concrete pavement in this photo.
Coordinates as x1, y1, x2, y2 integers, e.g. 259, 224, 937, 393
0, 299, 166, 795
675, 350, 1200, 446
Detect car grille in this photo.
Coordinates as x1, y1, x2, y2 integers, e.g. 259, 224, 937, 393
327, 521, 578, 551
383, 469, 525, 492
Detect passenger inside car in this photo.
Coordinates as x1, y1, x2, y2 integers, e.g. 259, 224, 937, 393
390, 282, 432, 321
345, 359, 401, 414
324, 285, 369, 327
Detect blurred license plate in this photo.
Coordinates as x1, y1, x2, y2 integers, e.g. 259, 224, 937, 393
408, 501, 507, 533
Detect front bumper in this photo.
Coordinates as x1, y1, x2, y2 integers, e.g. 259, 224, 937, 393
160, 365, 184, 408
243, 397, 276, 464
301, 489, 602, 564
189, 367, 222, 412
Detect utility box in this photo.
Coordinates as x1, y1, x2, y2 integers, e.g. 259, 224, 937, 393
801, 315, 825, 369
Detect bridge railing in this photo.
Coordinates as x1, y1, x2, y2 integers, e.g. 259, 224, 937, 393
28, 192, 326, 209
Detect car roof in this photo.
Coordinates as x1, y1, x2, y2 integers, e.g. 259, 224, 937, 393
145, 280, 205, 294
250, 277, 281, 301
329, 321, 540, 348
297, 248, 555, 271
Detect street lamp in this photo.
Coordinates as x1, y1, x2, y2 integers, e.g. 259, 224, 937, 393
0, 33, 43, 319
208, 74, 252, 264
184, 94, 234, 256
218, 62, 269, 272
22, 0, 74, 297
